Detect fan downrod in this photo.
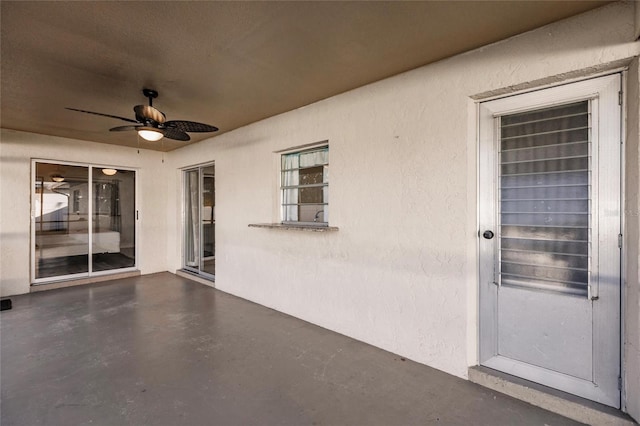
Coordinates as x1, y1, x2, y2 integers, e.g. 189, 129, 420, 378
142, 88, 158, 106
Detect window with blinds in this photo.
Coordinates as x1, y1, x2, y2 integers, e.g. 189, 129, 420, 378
499, 101, 591, 296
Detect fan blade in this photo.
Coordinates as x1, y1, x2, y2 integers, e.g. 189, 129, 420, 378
163, 128, 190, 141
165, 120, 218, 133
134, 105, 166, 123
110, 125, 142, 132
66, 108, 139, 124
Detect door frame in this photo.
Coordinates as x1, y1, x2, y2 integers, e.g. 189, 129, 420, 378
30, 159, 139, 284
181, 162, 215, 280
476, 73, 624, 407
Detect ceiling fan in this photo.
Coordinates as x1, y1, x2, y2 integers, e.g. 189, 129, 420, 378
66, 89, 218, 142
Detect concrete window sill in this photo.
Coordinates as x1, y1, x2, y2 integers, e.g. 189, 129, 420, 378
248, 223, 339, 232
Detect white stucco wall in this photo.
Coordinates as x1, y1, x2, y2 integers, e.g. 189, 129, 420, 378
0, 1, 638, 418
0, 131, 168, 297
165, 1, 639, 385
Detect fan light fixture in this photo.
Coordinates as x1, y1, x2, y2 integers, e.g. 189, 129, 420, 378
51, 174, 65, 182
138, 128, 164, 141
102, 168, 117, 176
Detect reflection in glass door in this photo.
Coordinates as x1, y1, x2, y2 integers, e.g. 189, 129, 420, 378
92, 168, 136, 272
33, 162, 136, 282
183, 164, 215, 279
34, 163, 89, 278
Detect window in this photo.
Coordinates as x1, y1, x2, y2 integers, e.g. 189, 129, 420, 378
281, 145, 328, 225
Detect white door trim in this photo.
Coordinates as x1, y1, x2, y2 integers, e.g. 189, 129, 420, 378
478, 73, 622, 407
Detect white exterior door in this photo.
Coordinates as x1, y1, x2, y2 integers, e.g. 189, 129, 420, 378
478, 74, 622, 407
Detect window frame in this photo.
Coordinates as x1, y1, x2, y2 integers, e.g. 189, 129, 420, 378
280, 144, 329, 227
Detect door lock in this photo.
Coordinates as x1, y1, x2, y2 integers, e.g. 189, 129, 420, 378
482, 230, 494, 240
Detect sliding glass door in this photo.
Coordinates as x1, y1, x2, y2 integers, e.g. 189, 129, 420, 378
34, 163, 90, 278
183, 164, 215, 279
92, 168, 136, 272
33, 161, 136, 282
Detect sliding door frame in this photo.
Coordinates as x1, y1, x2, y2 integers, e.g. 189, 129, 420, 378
181, 162, 215, 281
31, 159, 138, 284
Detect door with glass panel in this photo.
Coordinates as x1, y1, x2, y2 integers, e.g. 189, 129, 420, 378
478, 75, 621, 407
183, 164, 215, 278
33, 162, 136, 282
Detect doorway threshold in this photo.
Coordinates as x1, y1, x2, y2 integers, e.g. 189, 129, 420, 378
468, 366, 634, 426
176, 269, 215, 288
30, 270, 140, 293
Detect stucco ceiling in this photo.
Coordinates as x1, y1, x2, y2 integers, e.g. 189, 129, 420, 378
1, 1, 610, 152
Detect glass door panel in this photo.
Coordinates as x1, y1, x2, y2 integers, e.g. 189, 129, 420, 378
183, 164, 215, 279
499, 101, 591, 296
92, 168, 136, 272
202, 166, 215, 276
34, 162, 137, 282
184, 170, 201, 271
35, 163, 89, 279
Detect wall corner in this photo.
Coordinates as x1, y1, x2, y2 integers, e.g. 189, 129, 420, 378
623, 56, 640, 422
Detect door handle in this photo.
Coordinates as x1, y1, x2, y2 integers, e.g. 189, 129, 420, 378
482, 230, 494, 239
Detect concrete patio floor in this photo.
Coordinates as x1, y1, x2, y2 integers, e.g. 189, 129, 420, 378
1, 272, 581, 425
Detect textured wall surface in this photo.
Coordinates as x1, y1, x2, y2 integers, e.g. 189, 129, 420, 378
1, 1, 639, 418
166, 2, 639, 382
0, 131, 168, 297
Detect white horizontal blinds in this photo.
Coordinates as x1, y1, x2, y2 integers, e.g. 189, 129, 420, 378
499, 101, 591, 296
281, 146, 328, 224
